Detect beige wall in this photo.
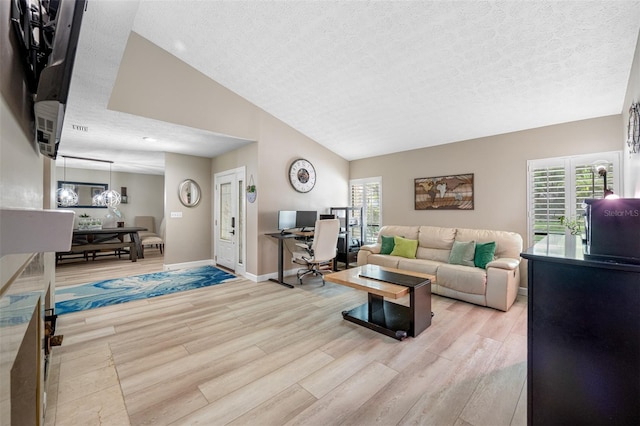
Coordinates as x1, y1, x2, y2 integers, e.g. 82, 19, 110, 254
164, 153, 212, 265
623, 29, 640, 197
350, 115, 622, 252
256, 112, 350, 278
55, 166, 164, 229
112, 33, 351, 278
109, 32, 260, 141
211, 113, 350, 279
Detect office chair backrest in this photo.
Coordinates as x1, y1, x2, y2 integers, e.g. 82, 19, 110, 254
311, 219, 340, 262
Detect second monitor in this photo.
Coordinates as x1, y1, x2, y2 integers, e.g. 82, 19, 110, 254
295, 210, 317, 231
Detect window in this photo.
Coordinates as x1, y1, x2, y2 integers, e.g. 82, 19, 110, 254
527, 152, 621, 243
350, 177, 382, 244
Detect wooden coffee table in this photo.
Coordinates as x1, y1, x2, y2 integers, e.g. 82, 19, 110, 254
324, 264, 434, 340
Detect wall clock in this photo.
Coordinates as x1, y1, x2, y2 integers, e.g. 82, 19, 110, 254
288, 158, 316, 193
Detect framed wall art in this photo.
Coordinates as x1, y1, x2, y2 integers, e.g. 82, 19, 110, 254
415, 173, 474, 210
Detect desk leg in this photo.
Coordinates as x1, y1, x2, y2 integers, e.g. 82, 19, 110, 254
268, 237, 294, 288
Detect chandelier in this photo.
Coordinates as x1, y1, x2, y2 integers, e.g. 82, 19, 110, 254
92, 161, 121, 207
56, 157, 78, 207
62, 155, 121, 207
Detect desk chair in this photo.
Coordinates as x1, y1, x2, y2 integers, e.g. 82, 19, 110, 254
292, 218, 340, 285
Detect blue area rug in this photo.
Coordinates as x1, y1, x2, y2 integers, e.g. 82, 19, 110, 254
55, 265, 237, 315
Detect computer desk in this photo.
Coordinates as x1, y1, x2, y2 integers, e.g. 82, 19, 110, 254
266, 230, 314, 288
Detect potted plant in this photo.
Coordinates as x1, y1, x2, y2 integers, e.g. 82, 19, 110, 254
246, 176, 257, 203
558, 215, 582, 235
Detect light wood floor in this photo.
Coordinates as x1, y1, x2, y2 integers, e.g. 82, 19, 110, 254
46, 250, 528, 426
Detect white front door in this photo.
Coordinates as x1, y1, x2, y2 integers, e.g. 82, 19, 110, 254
214, 168, 245, 273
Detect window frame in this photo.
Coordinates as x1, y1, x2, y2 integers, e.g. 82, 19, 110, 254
350, 176, 382, 245
527, 151, 622, 244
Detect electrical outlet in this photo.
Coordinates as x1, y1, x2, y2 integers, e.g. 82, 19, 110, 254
170, 211, 182, 218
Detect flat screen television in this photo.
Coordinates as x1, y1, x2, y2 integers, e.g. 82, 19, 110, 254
296, 211, 317, 231
11, 0, 87, 159
277, 210, 296, 233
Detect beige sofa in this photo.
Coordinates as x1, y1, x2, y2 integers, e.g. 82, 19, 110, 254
357, 225, 523, 311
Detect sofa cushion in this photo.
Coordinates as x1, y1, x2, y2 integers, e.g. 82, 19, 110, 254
437, 264, 487, 295
455, 227, 523, 260
366, 254, 401, 269
380, 235, 395, 254
397, 258, 442, 275
390, 236, 418, 259
448, 240, 476, 266
377, 226, 420, 243
416, 226, 457, 262
474, 241, 497, 269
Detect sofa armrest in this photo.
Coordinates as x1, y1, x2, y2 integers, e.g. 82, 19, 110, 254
360, 243, 381, 254
487, 257, 520, 270
357, 244, 381, 266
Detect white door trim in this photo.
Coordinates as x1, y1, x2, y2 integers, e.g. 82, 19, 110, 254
213, 166, 246, 276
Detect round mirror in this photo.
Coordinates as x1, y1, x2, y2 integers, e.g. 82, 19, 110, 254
178, 179, 201, 207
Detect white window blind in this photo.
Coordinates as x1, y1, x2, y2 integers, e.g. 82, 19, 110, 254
527, 152, 621, 243
350, 177, 381, 244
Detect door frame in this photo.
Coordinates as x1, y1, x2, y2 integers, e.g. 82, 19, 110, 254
213, 166, 246, 276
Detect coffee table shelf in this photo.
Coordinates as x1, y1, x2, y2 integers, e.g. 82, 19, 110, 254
325, 265, 434, 341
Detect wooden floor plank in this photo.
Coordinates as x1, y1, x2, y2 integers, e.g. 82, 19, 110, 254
48, 254, 529, 426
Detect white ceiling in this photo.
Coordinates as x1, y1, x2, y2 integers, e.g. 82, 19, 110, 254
59, 0, 640, 174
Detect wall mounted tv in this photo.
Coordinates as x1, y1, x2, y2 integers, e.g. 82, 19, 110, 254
10, 0, 87, 159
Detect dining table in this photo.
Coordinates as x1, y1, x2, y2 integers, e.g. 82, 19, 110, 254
67, 226, 147, 262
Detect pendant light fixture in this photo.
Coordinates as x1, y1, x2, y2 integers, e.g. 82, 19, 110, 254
96, 161, 121, 207
62, 155, 121, 207
56, 157, 79, 207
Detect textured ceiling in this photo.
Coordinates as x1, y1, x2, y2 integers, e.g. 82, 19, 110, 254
59, 0, 640, 174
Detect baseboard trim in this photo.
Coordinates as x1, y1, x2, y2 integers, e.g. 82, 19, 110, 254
163, 259, 214, 271
518, 286, 528, 297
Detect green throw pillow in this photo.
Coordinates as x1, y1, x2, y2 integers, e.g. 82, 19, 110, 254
390, 236, 418, 259
448, 240, 476, 267
380, 235, 396, 254
474, 241, 497, 269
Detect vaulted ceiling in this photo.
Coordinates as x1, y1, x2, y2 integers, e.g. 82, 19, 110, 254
59, 1, 640, 174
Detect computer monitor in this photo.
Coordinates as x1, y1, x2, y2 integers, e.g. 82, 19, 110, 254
296, 210, 317, 231
277, 210, 296, 233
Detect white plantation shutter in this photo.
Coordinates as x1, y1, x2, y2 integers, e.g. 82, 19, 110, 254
527, 152, 621, 243
350, 177, 382, 244
530, 162, 566, 241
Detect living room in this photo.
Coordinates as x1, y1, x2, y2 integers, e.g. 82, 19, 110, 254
2, 1, 640, 425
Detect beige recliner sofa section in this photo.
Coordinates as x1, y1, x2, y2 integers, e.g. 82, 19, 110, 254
357, 225, 523, 311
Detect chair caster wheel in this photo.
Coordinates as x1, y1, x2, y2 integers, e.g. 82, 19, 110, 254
395, 330, 407, 340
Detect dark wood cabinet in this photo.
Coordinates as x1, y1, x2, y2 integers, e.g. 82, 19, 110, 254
330, 207, 363, 269
522, 235, 640, 426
